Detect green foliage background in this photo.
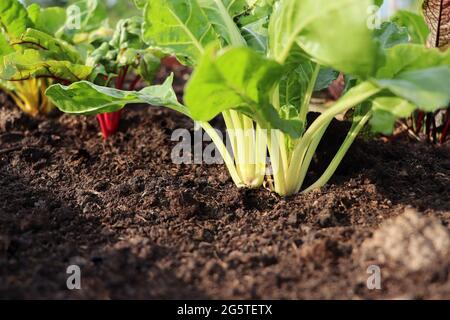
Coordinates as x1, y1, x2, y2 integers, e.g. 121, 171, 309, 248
25, 0, 423, 23
26, 0, 139, 24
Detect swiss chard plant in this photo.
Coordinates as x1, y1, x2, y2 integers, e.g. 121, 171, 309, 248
0, 0, 161, 138
85, 14, 162, 138
0, 0, 101, 117
0, 0, 68, 116
46, 0, 450, 196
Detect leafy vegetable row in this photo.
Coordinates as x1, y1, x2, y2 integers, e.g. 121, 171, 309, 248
2, 0, 450, 196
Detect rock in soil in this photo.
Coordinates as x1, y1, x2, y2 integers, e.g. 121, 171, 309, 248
360, 208, 450, 272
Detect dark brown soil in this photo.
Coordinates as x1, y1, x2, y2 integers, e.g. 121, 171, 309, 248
0, 79, 449, 299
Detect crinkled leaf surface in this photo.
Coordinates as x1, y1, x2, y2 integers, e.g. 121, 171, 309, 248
0, 0, 32, 39
143, 0, 219, 65
0, 33, 14, 57
13, 29, 82, 63
242, 18, 268, 53
0, 49, 92, 82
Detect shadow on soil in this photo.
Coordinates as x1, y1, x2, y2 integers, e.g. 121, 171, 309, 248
308, 118, 450, 213
0, 170, 207, 299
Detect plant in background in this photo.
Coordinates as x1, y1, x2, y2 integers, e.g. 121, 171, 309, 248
0, 0, 101, 117
46, 0, 450, 196
0, 0, 66, 116
84, 15, 162, 138
0, 0, 161, 138
421, 0, 449, 143
392, 0, 450, 143
63, 0, 161, 138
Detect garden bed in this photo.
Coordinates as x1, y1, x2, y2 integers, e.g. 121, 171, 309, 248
1, 79, 449, 299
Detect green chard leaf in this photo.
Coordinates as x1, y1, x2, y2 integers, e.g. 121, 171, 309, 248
360, 43, 450, 134
315, 68, 340, 91
84, 14, 161, 83
138, 50, 162, 83
393, 10, 430, 44
134, 0, 149, 10
0, 0, 32, 39
198, 0, 248, 45
370, 97, 416, 134
46, 74, 187, 116
241, 17, 269, 53
374, 21, 409, 49
12, 28, 82, 63
0, 49, 92, 83
0, 33, 14, 57
185, 46, 303, 138
375, 67, 450, 111
373, 44, 450, 113
86, 42, 112, 68
278, 44, 316, 108
143, 0, 219, 65
238, 0, 275, 26
376, 44, 450, 78
278, 44, 338, 112
65, 0, 108, 33
27, 4, 67, 36
269, 0, 380, 78
110, 17, 144, 50
26, 4, 41, 24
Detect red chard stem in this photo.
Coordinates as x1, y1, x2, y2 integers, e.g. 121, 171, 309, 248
129, 75, 142, 91
97, 114, 110, 139
425, 113, 432, 141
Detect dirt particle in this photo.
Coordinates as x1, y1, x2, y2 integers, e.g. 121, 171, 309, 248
70, 148, 91, 162
167, 189, 201, 218
193, 228, 215, 242
20, 147, 50, 163
287, 213, 297, 225
69, 256, 89, 267
202, 260, 225, 280
94, 181, 110, 192
316, 209, 338, 228
0, 234, 11, 254
115, 183, 132, 197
